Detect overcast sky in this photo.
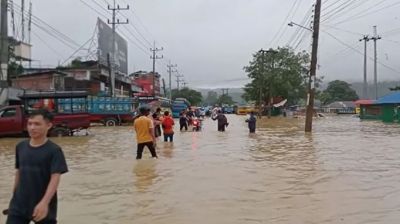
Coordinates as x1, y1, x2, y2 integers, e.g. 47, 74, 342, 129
9, 0, 400, 88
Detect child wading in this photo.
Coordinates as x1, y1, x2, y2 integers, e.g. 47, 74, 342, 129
6, 109, 68, 224
134, 106, 158, 159
161, 111, 175, 142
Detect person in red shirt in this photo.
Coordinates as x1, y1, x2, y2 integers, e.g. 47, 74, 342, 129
161, 111, 175, 142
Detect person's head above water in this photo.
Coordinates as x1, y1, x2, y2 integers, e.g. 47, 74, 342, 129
27, 109, 54, 139
139, 106, 151, 116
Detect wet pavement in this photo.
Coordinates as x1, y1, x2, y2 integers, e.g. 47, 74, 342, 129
0, 115, 399, 224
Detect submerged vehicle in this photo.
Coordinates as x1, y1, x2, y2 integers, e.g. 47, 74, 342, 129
0, 91, 91, 137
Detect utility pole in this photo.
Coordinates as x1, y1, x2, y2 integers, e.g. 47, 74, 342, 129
305, 0, 321, 133
21, 0, 25, 42
167, 61, 177, 101
371, 26, 381, 100
28, 1, 32, 68
258, 49, 267, 118
359, 35, 370, 99
175, 73, 183, 90
150, 41, 163, 96
0, 0, 9, 86
221, 88, 229, 96
267, 49, 278, 119
10, 0, 15, 37
28, 1, 32, 43
107, 0, 129, 97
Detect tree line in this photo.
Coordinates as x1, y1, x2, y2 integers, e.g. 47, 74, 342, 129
242, 46, 360, 106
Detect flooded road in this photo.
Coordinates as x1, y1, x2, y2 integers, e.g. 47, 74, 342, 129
0, 115, 399, 224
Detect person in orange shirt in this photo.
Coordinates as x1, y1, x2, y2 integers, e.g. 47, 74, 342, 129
161, 111, 175, 142
134, 106, 158, 159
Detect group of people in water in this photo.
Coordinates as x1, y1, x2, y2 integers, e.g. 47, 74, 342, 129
3, 106, 258, 223
132, 106, 258, 160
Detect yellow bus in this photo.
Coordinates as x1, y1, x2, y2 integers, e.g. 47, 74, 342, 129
236, 106, 258, 115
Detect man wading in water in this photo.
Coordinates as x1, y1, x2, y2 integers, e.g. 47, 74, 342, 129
134, 106, 158, 159
212, 110, 229, 132
6, 109, 68, 224
246, 111, 257, 133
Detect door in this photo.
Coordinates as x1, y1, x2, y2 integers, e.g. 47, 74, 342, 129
0, 108, 20, 135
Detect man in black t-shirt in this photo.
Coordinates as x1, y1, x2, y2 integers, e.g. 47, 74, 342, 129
6, 109, 68, 224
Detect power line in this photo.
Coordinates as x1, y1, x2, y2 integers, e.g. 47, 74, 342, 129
322, 24, 363, 36
101, 0, 153, 48
322, 30, 400, 74
268, 0, 300, 46
11, 2, 81, 48
31, 30, 64, 59
287, 12, 312, 47
324, 0, 376, 23
85, 0, 153, 52
118, 0, 156, 41
321, 0, 364, 23
382, 38, 400, 45
322, 0, 347, 12
382, 27, 400, 37
332, 0, 400, 26
77, 0, 152, 58
107, 0, 130, 97
13, 9, 78, 50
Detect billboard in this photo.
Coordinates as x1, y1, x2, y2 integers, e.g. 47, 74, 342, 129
97, 18, 128, 75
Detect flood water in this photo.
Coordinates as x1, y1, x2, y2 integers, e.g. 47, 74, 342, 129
0, 115, 399, 224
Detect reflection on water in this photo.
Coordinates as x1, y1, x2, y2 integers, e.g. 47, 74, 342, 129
133, 160, 158, 193
0, 115, 399, 223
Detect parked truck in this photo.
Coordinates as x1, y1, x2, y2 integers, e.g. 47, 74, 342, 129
0, 91, 91, 137
65, 96, 136, 126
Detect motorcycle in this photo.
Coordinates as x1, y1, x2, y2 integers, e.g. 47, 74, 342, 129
192, 118, 202, 132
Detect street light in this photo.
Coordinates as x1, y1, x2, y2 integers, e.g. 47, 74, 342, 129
288, 21, 313, 32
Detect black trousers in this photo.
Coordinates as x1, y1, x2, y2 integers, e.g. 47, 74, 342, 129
6, 215, 56, 224
180, 123, 188, 131
137, 142, 157, 159
218, 124, 226, 132
164, 134, 174, 142
249, 128, 256, 133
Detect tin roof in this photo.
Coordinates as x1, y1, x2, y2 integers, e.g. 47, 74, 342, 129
19, 91, 88, 99
354, 99, 375, 105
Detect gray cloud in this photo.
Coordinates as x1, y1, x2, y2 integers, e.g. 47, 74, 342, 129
16, 0, 400, 88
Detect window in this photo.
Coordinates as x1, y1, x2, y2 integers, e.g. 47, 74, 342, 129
0, 108, 17, 118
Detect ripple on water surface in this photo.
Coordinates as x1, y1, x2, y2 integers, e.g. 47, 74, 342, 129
0, 115, 399, 224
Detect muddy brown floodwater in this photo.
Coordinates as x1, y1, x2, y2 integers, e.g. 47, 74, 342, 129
0, 115, 399, 224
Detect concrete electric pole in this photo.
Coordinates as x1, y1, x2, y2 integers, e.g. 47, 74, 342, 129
359, 35, 370, 99
371, 26, 381, 100
221, 88, 229, 96
150, 41, 163, 96
107, 0, 129, 97
0, 0, 8, 86
258, 49, 267, 118
305, 0, 321, 133
175, 73, 183, 90
167, 61, 177, 101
